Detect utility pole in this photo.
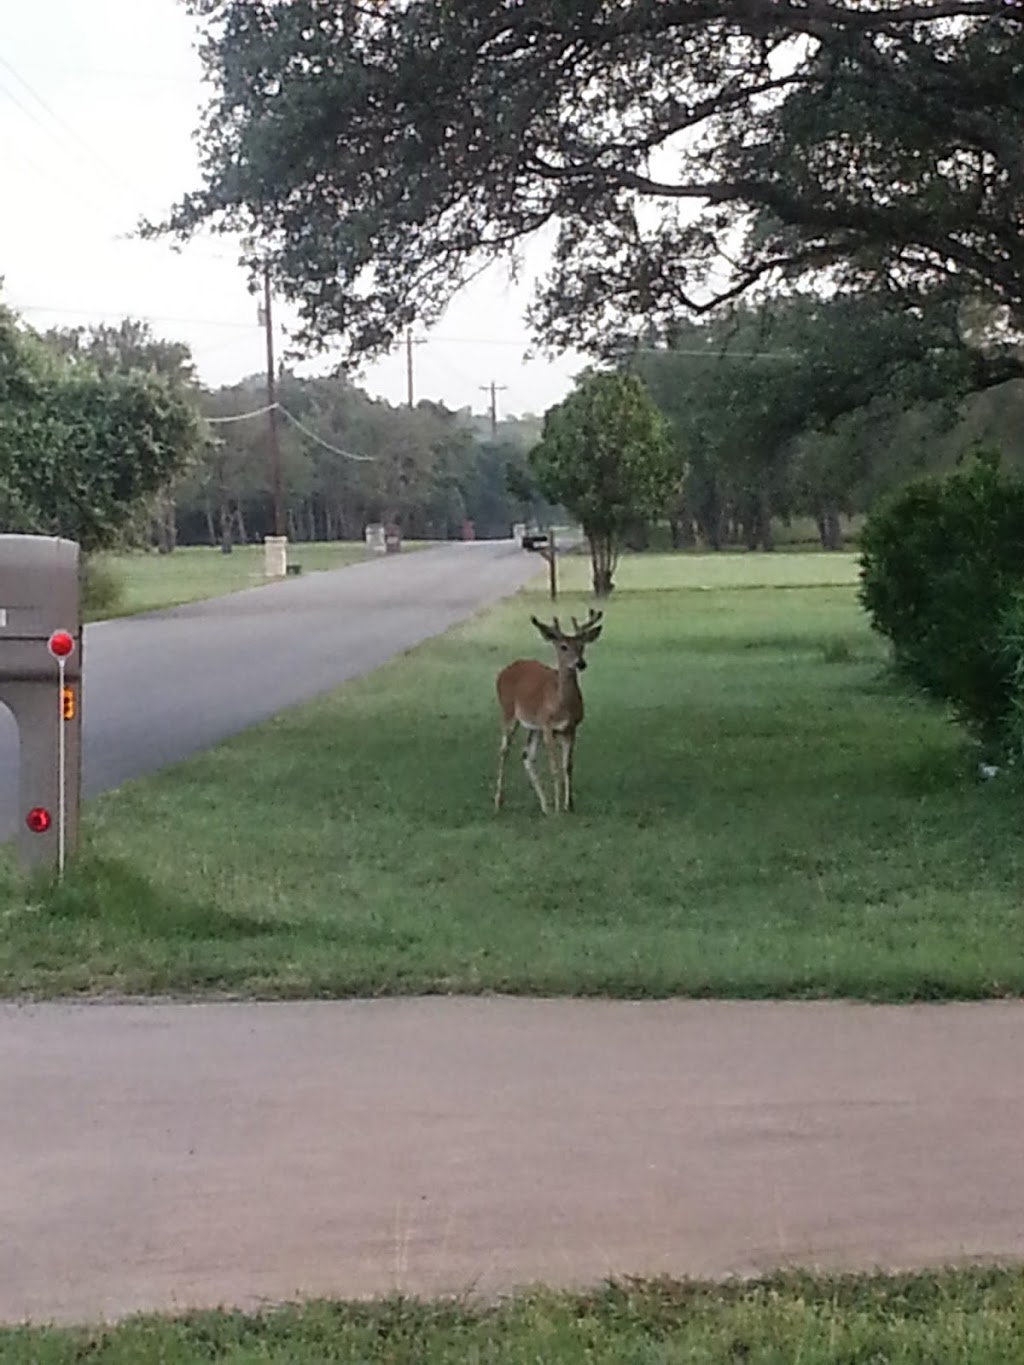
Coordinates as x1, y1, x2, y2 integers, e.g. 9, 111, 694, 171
405, 329, 425, 408
479, 380, 508, 440
262, 264, 284, 538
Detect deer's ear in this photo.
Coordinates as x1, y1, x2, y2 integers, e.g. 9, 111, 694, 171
530, 615, 556, 641
586, 624, 603, 643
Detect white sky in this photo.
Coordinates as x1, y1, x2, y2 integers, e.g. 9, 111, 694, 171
1, 0, 583, 419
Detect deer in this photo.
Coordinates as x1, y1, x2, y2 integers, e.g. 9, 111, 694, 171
493, 608, 604, 815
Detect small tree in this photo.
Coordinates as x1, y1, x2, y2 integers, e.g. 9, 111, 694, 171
530, 371, 671, 597
0, 305, 201, 554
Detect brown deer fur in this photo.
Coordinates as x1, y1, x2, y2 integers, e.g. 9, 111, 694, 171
493, 610, 603, 814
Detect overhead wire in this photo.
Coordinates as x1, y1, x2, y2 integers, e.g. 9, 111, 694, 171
205, 404, 278, 424
11, 303, 258, 330
205, 402, 375, 461
0, 54, 154, 211
277, 405, 375, 461
0, 55, 240, 267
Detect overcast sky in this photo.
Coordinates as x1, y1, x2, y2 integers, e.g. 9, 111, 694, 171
2, 0, 583, 418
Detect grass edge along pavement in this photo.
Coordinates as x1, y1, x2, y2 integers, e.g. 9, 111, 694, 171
86, 540, 434, 621
4, 550, 1024, 1002
2, 1268, 1024, 1362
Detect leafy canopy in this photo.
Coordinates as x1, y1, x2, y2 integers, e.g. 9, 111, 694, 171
638, 284, 1022, 524
860, 453, 1024, 746
152, 1, 1022, 360
530, 369, 671, 593
0, 306, 201, 553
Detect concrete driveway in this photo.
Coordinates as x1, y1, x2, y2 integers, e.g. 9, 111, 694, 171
1, 996, 1021, 1324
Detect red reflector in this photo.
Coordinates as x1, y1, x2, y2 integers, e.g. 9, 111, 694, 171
48, 631, 75, 659
26, 807, 52, 834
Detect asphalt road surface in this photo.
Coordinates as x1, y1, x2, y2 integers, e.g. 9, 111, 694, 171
0, 541, 538, 839
2, 997, 1023, 1325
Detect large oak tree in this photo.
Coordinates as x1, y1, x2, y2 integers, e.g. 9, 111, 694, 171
152, 1, 1022, 360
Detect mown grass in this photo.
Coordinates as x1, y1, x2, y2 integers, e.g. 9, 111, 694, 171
88, 540, 432, 620
3, 1269, 1024, 1363
2, 551, 1022, 1001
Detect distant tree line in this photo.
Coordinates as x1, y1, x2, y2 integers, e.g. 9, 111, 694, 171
624, 289, 1024, 555
0, 303, 559, 553
5, 289, 1022, 589
183, 369, 556, 551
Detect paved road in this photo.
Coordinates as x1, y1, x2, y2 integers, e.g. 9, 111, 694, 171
2, 997, 1022, 1325
0, 541, 538, 839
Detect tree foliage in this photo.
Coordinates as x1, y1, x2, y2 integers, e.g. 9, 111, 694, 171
634, 285, 1023, 549
152, 1, 1023, 361
41, 317, 202, 552
0, 306, 201, 554
860, 453, 1024, 747
43, 317, 197, 387
178, 373, 552, 549
530, 370, 671, 595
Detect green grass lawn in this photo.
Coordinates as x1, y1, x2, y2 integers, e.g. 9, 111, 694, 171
3, 1270, 1023, 1363
89, 540, 433, 620
3, 550, 1023, 1000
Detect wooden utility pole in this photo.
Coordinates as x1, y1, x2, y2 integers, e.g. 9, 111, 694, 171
262, 265, 284, 538
479, 380, 508, 439
405, 330, 426, 407
546, 527, 558, 601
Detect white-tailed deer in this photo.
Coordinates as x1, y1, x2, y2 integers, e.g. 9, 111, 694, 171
493, 608, 604, 815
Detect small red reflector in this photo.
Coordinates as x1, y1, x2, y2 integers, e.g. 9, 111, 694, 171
48, 631, 75, 659
26, 807, 52, 834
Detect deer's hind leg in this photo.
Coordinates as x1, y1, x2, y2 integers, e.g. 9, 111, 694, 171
522, 726, 550, 815
494, 717, 519, 813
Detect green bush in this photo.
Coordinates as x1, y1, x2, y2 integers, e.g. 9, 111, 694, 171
859, 453, 1024, 745
81, 555, 125, 617
997, 591, 1024, 760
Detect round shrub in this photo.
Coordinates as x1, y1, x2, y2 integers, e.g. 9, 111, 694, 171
859, 453, 1024, 744
997, 591, 1024, 760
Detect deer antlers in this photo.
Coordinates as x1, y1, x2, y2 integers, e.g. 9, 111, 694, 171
571, 608, 604, 642
530, 609, 604, 644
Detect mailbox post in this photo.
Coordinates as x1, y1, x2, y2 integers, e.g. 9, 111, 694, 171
0, 535, 82, 872
522, 528, 558, 601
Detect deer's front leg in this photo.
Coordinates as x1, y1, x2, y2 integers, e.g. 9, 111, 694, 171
559, 731, 575, 812
522, 728, 549, 814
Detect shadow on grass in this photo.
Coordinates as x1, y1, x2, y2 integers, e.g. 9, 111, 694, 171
28, 857, 286, 941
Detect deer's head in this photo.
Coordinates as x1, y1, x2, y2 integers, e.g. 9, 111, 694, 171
530, 608, 603, 672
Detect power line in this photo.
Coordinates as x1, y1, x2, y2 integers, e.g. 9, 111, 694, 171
12, 303, 259, 330
10, 63, 198, 85
205, 402, 375, 462
206, 404, 278, 424
277, 405, 375, 462
12, 304, 567, 351
0, 54, 155, 210
627, 346, 800, 359
0, 58, 238, 268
